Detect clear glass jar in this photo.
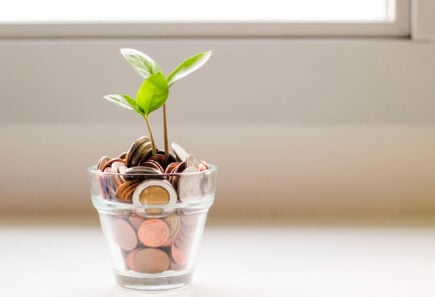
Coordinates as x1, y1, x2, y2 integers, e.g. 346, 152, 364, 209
88, 165, 217, 291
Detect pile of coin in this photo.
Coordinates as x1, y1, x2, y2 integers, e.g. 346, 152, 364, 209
107, 211, 200, 273
96, 136, 211, 207
95, 137, 212, 274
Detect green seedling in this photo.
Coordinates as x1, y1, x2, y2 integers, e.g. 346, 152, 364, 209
104, 49, 212, 160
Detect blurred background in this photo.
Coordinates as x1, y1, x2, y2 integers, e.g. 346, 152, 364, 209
1, 0, 435, 221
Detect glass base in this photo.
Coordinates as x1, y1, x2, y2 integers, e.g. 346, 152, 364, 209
114, 270, 193, 291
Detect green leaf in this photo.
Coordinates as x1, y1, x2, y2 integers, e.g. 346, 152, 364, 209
136, 72, 169, 117
103, 94, 142, 114
167, 51, 212, 86
120, 48, 162, 80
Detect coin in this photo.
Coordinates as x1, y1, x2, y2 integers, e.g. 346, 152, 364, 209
117, 151, 127, 160
124, 166, 162, 182
132, 180, 177, 216
133, 142, 154, 166
103, 167, 117, 199
171, 244, 190, 267
128, 214, 145, 230
177, 167, 203, 202
126, 136, 153, 167
116, 181, 140, 202
126, 137, 147, 166
137, 219, 170, 248
141, 160, 164, 173
127, 248, 169, 274
168, 161, 187, 190
165, 161, 179, 174
171, 143, 189, 162
111, 161, 127, 174
105, 157, 124, 168
186, 154, 199, 169
97, 156, 110, 171
198, 161, 209, 171
155, 150, 177, 166
111, 161, 128, 188
172, 233, 192, 250
111, 219, 138, 251
163, 214, 181, 247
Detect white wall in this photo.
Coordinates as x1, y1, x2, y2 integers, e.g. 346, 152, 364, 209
1, 39, 435, 217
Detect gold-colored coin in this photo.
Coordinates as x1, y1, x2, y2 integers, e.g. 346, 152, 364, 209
140, 186, 170, 205
132, 180, 177, 217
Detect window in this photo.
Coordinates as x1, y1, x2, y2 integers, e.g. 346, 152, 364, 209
1, 0, 395, 22
0, 0, 410, 37
2, 0, 434, 216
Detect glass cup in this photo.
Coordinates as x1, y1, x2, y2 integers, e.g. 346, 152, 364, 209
88, 165, 217, 291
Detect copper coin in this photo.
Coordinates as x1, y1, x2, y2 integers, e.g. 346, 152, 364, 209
111, 219, 138, 251
198, 161, 209, 171
116, 181, 139, 202
173, 231, 193, 250
127, 248, 170, 274
97, 156, 110, 171
153, 151, 177, 168
165, 161, 179, 174
117, 151, 127, 160
128, 214, 144, 230
169, 161, 186, 190
137, 219, 170, 247
171, 244, 190, 266
126, 248, 140, 269
149, 153, 168, 169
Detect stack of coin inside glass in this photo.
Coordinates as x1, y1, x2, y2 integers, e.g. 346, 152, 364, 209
95, 137, 210, 274
106, 211, 200, 273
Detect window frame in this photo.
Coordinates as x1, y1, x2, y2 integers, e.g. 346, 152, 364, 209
0, 0, 410, 38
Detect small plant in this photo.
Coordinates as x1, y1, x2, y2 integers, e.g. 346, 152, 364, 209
104, 48, 212, 160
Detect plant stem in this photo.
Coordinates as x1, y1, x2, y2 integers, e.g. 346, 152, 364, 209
163, 104, 169, 162
144, 116, 157, 158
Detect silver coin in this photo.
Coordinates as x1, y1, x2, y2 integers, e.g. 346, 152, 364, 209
111, 161, 127, 174
124, 166, 161, 179
186, 154, 199, 169
131, 141, 153, 167
97, 156, 110, 171
126, 136, 151, 167
171, 142, 189, 162
177, 167, 203, 202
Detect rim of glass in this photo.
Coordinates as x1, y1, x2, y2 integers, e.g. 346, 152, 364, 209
88, 163, 217, 177
92, 193, 214, 211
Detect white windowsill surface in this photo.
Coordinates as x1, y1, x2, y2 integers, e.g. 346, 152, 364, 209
1, 217, 435, 297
